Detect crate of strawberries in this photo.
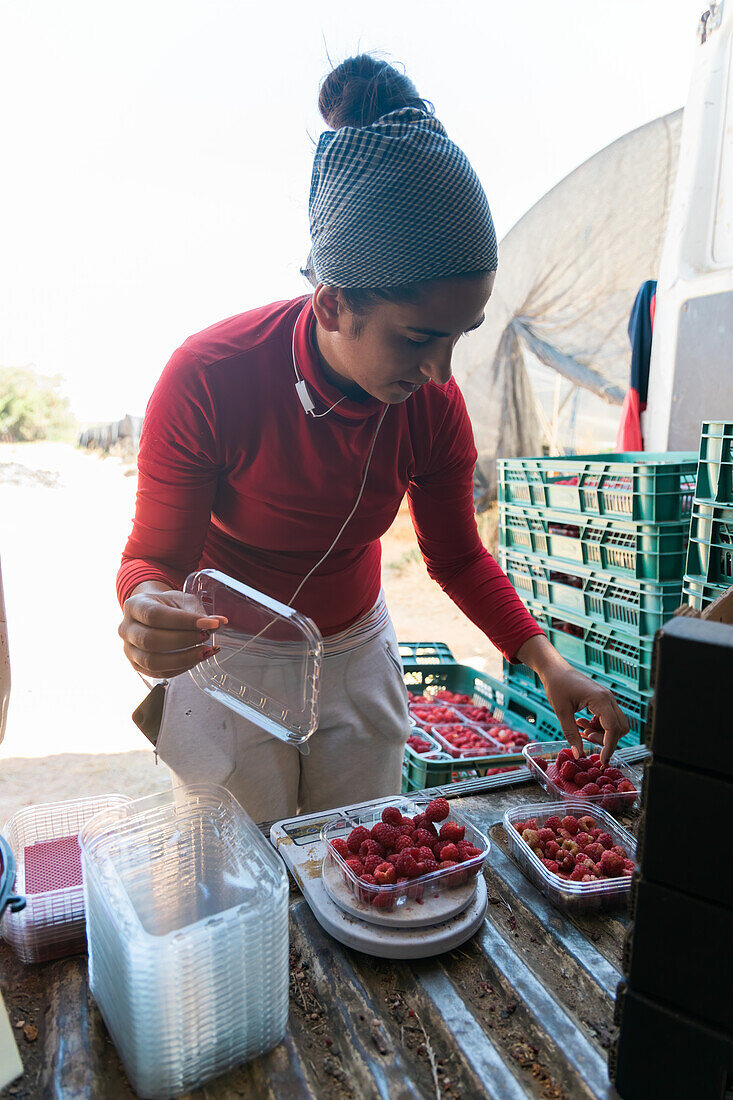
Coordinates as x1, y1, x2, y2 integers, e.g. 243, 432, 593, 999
523, 740, 640, 814
322, 796, 489, 913
504, 800, 637, 911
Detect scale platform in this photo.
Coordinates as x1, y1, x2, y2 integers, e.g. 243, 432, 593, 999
270, 795, 489, 959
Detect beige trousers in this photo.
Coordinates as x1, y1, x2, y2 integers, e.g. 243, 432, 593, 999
155, 616, 410, 823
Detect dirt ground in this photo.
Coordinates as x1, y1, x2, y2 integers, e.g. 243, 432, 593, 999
0, 442, 502, 821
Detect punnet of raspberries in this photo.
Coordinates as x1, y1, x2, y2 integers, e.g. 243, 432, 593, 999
410, 704, 457, 727
329, 799, 485, 910
433, 723, 496, 757
512, 812, 635, 883
433, 689, 472, 705
406, 734, 435, 755
539, 747, 639, 812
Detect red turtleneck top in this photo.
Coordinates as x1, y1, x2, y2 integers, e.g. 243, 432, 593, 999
117, 296, 542, 660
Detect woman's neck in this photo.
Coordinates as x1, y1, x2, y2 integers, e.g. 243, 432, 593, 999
313, 325, 369, 402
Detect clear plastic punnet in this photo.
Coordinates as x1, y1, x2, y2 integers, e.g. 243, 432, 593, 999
79, 784, 289, 1099
429, 722, 504, 759
504, 800, 637, 911
1, 794, 130, 964
321, 796, 489, 917
184, 569, 322, 748
522, 739, 640, 814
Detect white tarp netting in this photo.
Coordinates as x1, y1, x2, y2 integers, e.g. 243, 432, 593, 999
454, 109, 683, 505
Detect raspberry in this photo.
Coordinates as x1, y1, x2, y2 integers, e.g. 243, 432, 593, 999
617, 779, 637, 794
521, 829, 541, 849
574, 832, 590, 849
359, 839, 384, 860
395, 852, 419, 878
513, 820, 527, 834
439, 859, 458, 869
423, 820, 440, 839
372, 892, 395, 910
588, 752, 602, 764
525, 818, 539, 830
598, 851, 624, 878
556, 748, 574, 764
581, 783, 601, 796
424, 797, 450, 822
404, 847, 421, 861
573, 755, 590, 772
578, 815, 597, 832
374, 861, 397, 885
535, 758, 548, 772
570, 866, 587, 882
359, 873, 376, 885
604, 767, 624, 781
561, 839, 579, 856
575, 852, 594, 868
421, 859, 439, 875
560, 761, 579, 782
545, 840, 560, 859
560, 816, 579, 836
586, 767, 601, 782
330, 838, 349, 859
399, 821, 416, 836
411, 814, 427, 830
413, 828, 436, 849
418, 846, 435, 862
597, 832, 614, 850
346, 827, 371, 854
542, 859, 560, 874
544, 816, 563, 832
623, 859, 636, 873
559, 852, 575, 872
584, 842, 604, 862
357, 875, 377, 903
537, 828, 555, 844
345, 858, 364, 876
439, 821, 465, 843
611, 845, 628, 860
395, 834, 413, 852
363, 855, 382, 876
439, 842, 460, 862
381, 806, 404, 827
371, 823, 399, 849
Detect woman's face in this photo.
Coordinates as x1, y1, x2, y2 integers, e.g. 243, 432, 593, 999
312, 273, 495, 405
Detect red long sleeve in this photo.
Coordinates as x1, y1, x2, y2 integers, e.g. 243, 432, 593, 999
118, 297, 543, 660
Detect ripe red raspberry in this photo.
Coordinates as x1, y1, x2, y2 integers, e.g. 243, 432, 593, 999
359, 873, 376, 886
363, 854, 382, 876
581, 783, 601, 796
330, 838, 350, 859
439, 821, 465, 843
559, 852, 576, 872
574, 832, 590, 849
544, 816, 563, 832
535, 758, 549, 772
357, 874, 377, 903
403, 846, 421, 861
413, 828, 436, 849
399, 821, 416, 836
623, 859, 636, 873
584, 842, 604, 862
345, 858, 364, 876
395, 852, 419, 878
570, 866, 587, 882
371, 823, 399, 850
573, 755, 590, 772
395, 835, 413, 852
372, 892, 396, 910
513, 820, 527, 834
556, 748, 574, 764
374, 862, 397, 885
604, 767, 624, 781
381, 806, 404, 827
597, 832, 614, 850
525, 818, 539, 830
598, 851, 624, 878
411, 814, 427, 830
359, 839, 384, 860
537, 827, 555, 844
611, 845, 628, 860
617, 779, 637, 794
439, 842, 460, 862
542, 858, 560, 874
588, 752, 602, 764
545, 840, 560, 859
560, 816, 579, 836
560, 761, 579, 782
347, 827, 371, 854
418, 846, 435, 862
586, 767, 601, 782
421, 859, 439, 874
424, 797, 450, 822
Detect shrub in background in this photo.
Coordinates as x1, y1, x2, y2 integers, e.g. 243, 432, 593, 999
0, 366, 76, 442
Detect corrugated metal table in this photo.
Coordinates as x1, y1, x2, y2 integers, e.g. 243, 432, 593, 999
1, 763, 644, 1100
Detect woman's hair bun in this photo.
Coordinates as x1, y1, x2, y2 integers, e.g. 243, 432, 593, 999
318, 54, 430, 130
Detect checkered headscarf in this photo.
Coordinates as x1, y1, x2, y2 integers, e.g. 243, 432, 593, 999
308, 107, 498, 288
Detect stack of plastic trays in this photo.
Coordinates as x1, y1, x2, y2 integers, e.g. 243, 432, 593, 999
79, 784, 289, 1099
2, 794, 130, 963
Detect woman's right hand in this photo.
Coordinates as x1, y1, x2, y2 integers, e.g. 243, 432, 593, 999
119, 581, 227, 678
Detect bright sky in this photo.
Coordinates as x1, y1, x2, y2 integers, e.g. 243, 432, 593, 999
0, 0, 701, 422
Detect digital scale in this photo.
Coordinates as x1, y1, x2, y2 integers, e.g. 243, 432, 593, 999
270, 795, 489, 959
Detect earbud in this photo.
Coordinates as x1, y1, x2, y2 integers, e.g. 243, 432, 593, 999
295, 379, 316, 415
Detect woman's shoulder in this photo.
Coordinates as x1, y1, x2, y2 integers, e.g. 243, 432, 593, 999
177, 296, 308, 371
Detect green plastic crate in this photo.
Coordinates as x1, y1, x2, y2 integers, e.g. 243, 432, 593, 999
682, 574, 731, 612
397, 641, 457, 665
694, 421, 733, 505
498, 452, 697, 522
522, 598, 655, 693
500, 547, 682, 637
500, 503, 689, 582
503, 660, 649, 748
685, 501, 733, 587
399, 653, 563, 791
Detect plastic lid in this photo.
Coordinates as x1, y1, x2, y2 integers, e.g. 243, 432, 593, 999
183, 570, 322, 746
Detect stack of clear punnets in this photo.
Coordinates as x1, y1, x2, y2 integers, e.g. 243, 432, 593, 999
79, 784, 289, 1098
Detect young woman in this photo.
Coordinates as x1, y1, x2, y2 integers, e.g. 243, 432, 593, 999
117, 55, 628, 822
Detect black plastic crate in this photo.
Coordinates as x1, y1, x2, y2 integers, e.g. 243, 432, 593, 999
638, 759, 733, 908
624, 876, 733, 1033
646, 617, 733, 779
611, 983, 733, 1100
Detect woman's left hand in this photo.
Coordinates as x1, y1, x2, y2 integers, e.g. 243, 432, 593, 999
515, 635, 630, 764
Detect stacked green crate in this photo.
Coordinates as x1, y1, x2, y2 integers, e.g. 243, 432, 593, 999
497, 452, 698, 746
683, 422, 733, 610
